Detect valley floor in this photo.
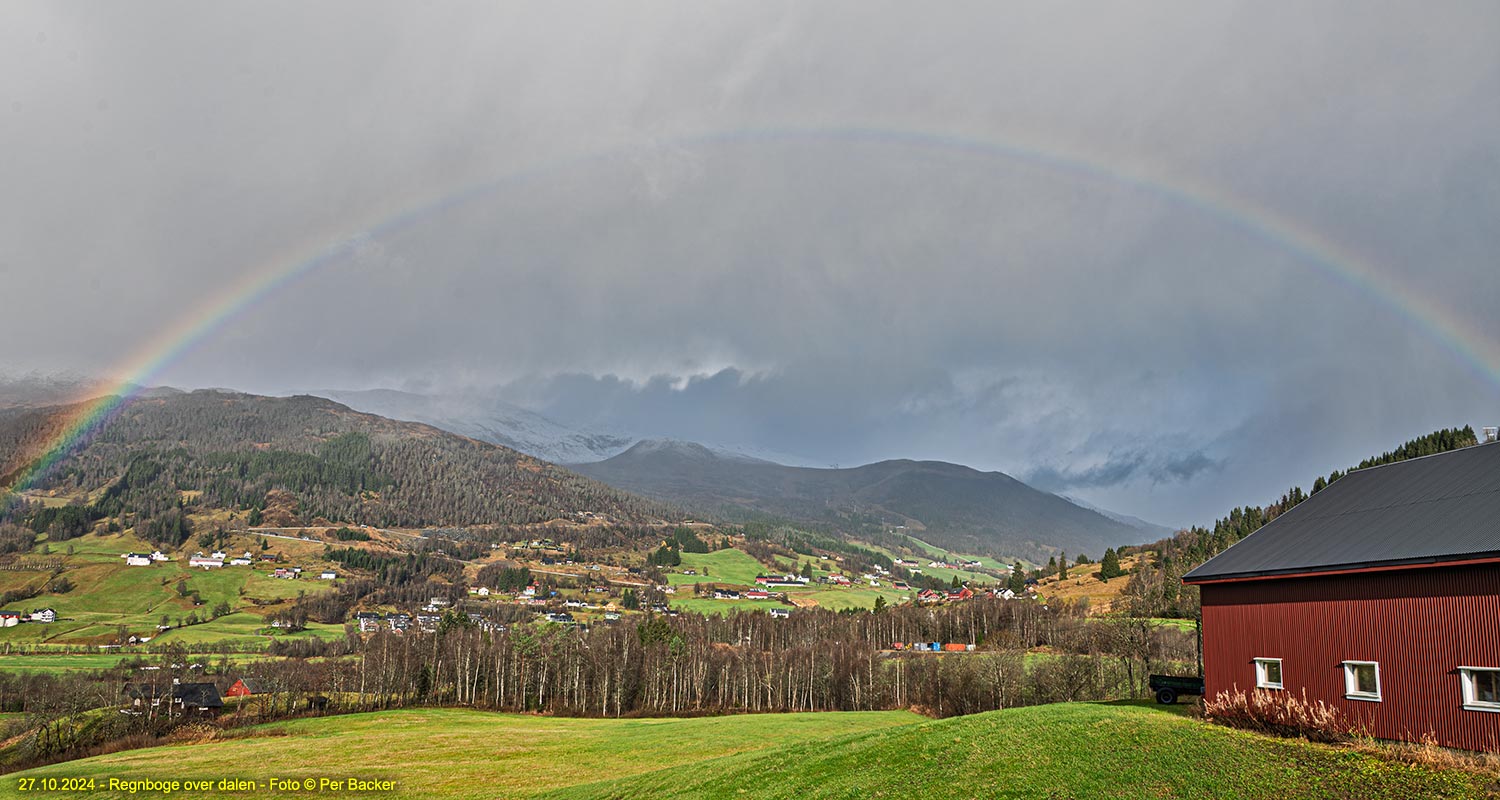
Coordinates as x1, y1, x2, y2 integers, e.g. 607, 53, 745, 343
10, 703, 1491, 800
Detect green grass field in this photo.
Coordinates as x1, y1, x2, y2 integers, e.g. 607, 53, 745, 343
10, 703, 1489, 800
0, 652, 289, 674
665, 549, 915, 612
549, 703, 1490, 800
10, 709, 921, 799
664, 549, 768, 587
788, 586, 910, 611
667, 596, 783, 616
0, 654, 134, 673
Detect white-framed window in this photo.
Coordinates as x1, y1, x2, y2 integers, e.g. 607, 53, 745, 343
1459, 667, 1500, 712
1343, 661, 1381, 701
1254, 658, 1283, 690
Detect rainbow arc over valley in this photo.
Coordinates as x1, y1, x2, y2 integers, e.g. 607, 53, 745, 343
6, 125, 1497, 500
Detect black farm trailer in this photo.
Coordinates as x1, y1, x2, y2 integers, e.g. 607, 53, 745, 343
1148, 674, 1204, 705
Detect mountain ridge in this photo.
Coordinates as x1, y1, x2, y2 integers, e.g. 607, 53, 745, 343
1061, 494, 1175, 539
571, 439, 1144, 561
1, 390, 678, 532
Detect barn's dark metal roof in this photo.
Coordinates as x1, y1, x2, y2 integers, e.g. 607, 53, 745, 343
1184, 441, 1500, 582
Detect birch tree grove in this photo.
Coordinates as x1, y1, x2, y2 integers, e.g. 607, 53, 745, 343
254, 599, 1196, 719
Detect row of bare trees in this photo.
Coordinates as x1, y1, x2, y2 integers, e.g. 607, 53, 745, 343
238, 599, 1196, 719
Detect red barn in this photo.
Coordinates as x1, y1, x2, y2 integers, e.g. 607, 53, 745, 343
224, 678, 264, 698
1184, 442, 1500, 751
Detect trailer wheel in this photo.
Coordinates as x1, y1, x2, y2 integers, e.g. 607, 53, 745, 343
1156, 687, 1177, 705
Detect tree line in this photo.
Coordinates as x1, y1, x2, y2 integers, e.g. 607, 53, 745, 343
1118, 426, 1478, 619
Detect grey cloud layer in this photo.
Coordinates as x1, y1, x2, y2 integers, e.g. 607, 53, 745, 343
2, 1, 1498, 524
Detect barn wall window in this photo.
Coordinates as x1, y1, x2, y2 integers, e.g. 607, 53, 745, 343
1459, 667, 1500, 712
1254, 658, 1283, 689
1343, 661, 1381, 701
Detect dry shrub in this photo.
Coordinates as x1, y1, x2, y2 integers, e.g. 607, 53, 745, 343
163, 722, 222, 745
1358, 731, 1500, 777
1204, 686, 1357, 743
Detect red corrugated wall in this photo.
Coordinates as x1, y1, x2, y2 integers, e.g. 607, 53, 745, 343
1200, 562, 1500, 751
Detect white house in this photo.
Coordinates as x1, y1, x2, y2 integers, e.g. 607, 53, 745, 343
28, 608, 55, 623
319, 571, 337, 580
210, 551, 227, 560
124, 553, 152, 567
230, 558, 252, 566
475, 586, 491, 596
150, 551, 169, 562
188, 556, 223, 569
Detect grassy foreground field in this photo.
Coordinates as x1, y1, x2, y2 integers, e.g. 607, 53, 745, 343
548, 702, 1492, 800
12, 703, 1493, 800
9, 710, 920, 799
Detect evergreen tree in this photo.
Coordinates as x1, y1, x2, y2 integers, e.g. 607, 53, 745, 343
1099, 548, 1124, 581
1006, 561, 1026, 593
1059, 552, 1068, 580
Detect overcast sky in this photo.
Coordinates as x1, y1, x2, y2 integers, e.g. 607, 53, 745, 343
3, 2, 1499, 526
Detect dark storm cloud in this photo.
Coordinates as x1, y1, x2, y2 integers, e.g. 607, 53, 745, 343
1026, 451, 1223, 494
2, 1, 1499, 525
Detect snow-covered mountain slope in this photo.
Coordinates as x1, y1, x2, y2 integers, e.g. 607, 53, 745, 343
313, 388, 636, 465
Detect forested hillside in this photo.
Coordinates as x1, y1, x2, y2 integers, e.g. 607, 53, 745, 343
573, 440, 1142, 562
1117, 426, 1479, 618
0, 391, 678, 542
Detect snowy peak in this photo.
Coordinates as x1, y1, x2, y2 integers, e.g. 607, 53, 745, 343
313, 388, 636, 465
612, 439, 776, 465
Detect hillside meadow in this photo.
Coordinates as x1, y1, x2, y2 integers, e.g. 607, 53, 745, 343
0, 530, 345, 647
11, 703, 1493, 800
660, 545, 994, 616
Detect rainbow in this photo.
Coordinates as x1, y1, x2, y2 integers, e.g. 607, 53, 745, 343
6, 125, 1498, 501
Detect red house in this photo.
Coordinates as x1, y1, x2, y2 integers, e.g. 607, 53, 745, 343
1184, 442, 1500, 751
